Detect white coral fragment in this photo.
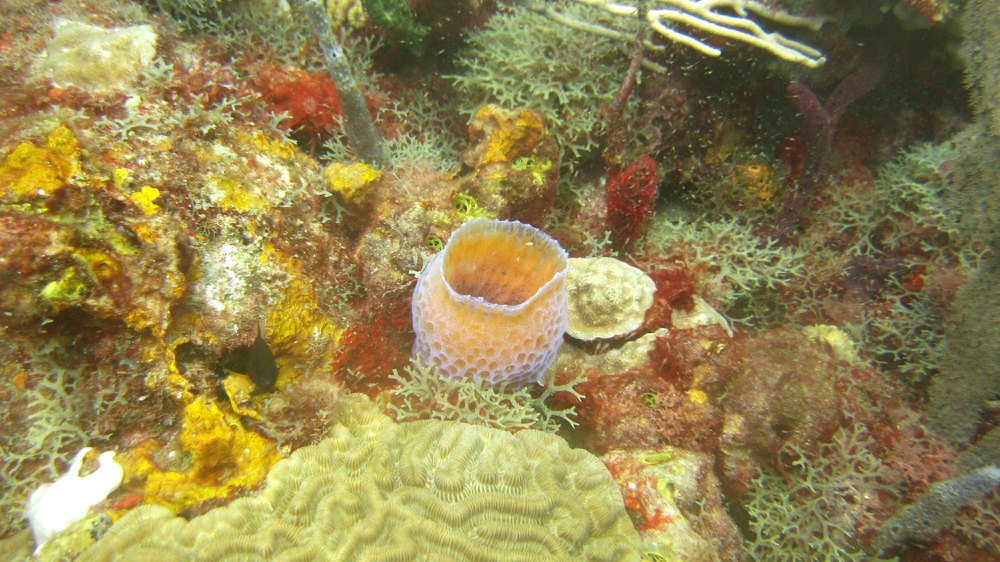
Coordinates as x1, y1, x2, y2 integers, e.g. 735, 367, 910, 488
31, 20, 157, 92
566, 257, 656, 340
27, 447, 124, 553
671, 295, 733, 337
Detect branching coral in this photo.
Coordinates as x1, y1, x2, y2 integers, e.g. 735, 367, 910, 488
821, 141, 962, 258
388, 359, 584, 432
818, 140, 985, 386
532, 0, 826, 70
641, 217, 806, 323
744, 422, 898, 561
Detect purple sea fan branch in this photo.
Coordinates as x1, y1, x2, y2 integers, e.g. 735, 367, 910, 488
775, 49, 888, 238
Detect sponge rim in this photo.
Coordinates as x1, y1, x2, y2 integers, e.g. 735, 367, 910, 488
435, 219, 568, 314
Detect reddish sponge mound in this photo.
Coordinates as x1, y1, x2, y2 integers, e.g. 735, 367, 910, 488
412, 219, 569, 387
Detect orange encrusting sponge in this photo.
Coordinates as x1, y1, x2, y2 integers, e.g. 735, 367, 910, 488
411, 219, 569, 387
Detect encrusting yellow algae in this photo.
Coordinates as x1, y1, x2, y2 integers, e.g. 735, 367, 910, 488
129, 185, 162, 215
0, 126, 82, 199
240, 130, 301, 161
208, 176, 266, 213
472, 105, 548, 167
120, 396, 280, 513
222, 373, 263, 421
322, 161, 383, 208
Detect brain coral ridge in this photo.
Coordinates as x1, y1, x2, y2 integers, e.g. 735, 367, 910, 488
78, 395, 640, 562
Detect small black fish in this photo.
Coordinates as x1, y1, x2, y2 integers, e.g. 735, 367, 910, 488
246, 320, 278, 393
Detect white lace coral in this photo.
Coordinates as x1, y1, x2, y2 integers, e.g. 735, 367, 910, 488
532, 0, 827, 70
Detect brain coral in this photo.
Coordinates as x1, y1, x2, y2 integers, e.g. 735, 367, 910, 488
77, 395, 640, 562
566, 257, 655, 341
412, 219, 569, 387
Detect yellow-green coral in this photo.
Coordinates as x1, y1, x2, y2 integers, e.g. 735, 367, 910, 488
327, 0, 368, 29
472, 105, 548, 167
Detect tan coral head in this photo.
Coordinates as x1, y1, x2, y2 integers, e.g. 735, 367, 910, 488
412, 219, 568, 387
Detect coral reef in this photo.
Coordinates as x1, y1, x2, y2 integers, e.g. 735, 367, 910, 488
119, 396, 281, 514
602, 447, 743, 561
457, 105, 561, 226
388, 359, 584, 431
451, 3, 631, 165
744, 422, 898, 561
641, 217, 806, 323
0, 0, 996, 558
540, 0, 826, 68
717, 329, 845, 493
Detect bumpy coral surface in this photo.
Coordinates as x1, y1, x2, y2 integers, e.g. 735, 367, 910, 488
566, 257, 656, 341
412, 219, 569, 387
77, 396, 640, 561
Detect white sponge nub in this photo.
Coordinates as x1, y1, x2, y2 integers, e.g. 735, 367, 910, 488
27, 447, 124, 553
